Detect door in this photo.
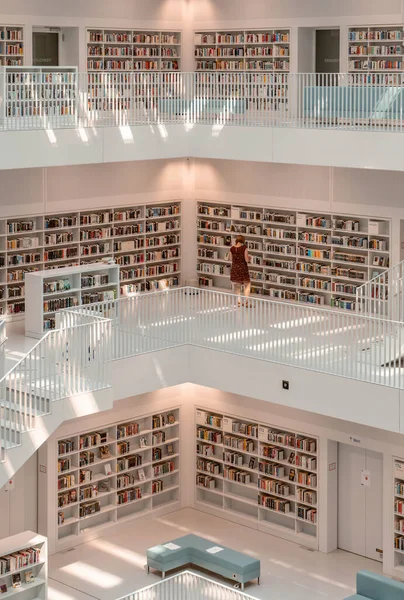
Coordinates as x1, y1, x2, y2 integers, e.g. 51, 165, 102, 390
316, 29, 340, 76
338, 443, 383, 562
33, 32, 59, 67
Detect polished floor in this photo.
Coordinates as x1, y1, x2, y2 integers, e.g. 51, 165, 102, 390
48, 507, 381, 600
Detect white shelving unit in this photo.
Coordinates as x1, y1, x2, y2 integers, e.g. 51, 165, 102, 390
194, 29, 290, 72
25, 263, 120, 338
54, 408, 180, 548
195, 408, 318, 549
1, 66, 77, 126
0, 201, 181, 322
0, 25, 23, 67
86, 28, 181, 72
348, 25, 404, 83
196, 202, 391, 311
394, 458, 404, 572
0, 531, 47, 600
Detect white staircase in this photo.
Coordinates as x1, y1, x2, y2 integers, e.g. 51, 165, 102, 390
0, 316, 113, 487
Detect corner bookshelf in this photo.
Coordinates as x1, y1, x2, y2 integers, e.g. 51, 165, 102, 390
56, 408, 180, 548
86, 28, 181, 72
195, 408, 318, 549
394, 458, 404, 572
0, 531, 47, 600
196, 201, 391, 311
348, 25, 404, 83
0, 25, 23, 67
2, 66, 77, 126
0, 200, 181, 323
25, 263, 120, 338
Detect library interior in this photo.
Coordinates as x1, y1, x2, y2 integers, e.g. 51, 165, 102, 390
3, 1, 404, 600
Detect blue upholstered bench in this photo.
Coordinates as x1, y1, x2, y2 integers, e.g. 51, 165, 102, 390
345, 570, 404, 600
147, 533, 260, 590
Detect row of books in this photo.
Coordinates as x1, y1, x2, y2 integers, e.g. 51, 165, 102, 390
297, 506, 317, 523
153, 413, 176, 429
197, 474, 216, 489
223, 435, 254, 452
43, 296, 78, 313
7, 236, 40, 249
223, 466, 251, 484
89, 33, 179, 44
58, 439, 75, 455
79, 431, 108, 449
58, 474, 75, 490
259, 478, 290, 496
117, 487, 142, 504
0, 547, 40, 575
396, 482, 404, 496
258, 494, 290, 513
80, 500, 100, 518
153, 461, 175, 476
45, 232, 74, 246
197, 458, 221, 475
117, 454, 142, 472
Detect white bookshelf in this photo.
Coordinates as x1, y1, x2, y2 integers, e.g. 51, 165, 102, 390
196, 202, 391, 311
2, 66, 77, 126
394, 458, 404, 571
194, 29, 290, 72
348, 25, 404, 83
25, 263, 120, 338
55, 408, 180, 548
0, 25, 23, 67
195, 408, 318, 549
0, 201, 181, 322
87, 28, 181, 72
0, 531, 47, 599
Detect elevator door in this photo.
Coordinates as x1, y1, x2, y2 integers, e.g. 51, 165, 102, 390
337, 443, 383, 562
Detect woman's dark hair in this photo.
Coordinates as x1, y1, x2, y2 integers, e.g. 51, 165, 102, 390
235, 234, 245, 244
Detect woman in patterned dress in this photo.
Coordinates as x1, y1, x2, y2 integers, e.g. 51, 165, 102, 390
230, 234, 251, 306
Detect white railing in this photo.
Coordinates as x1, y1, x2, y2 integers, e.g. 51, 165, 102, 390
62, 286, 404, 389
1, 71, 404, 132
356, 261, 404, 320
117, 570, 258, 600
0, 316, 112, 462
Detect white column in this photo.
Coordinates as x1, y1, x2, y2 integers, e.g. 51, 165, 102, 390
318, 437, 338, 553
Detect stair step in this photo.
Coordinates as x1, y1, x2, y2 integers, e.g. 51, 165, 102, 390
0, 419, 22, 449
0, 396, 50, 417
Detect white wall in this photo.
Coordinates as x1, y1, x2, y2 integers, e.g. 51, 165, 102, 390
0, 453, 37, 539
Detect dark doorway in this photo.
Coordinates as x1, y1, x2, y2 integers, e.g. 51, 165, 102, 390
316, 29, 340, 74
33, 32, 59, 67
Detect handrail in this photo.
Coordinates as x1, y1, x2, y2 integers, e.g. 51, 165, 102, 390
0, 315, 112, 462
115, 570, 259, 600
1, 71, 404, 132
356, 261, 404, 320
64, 285, 404, 389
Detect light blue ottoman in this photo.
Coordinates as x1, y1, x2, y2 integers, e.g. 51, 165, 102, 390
345, 570, 404, 600
147, 533, 260, 590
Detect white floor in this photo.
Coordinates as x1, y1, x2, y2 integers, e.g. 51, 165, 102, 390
48, 507, 382, 600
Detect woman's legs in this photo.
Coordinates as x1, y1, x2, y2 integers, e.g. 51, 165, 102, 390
243, 282, 251, 305
232, 283, 242, 305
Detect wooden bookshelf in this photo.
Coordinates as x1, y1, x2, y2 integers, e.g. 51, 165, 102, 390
86, 28, 181, 72
194, 29, 290, 72
195, 408, 318, 549
55, 408, 180, 548
0, 201, 181, 322
196, 202, 391, 311
348, 25, 404, 83
0, 531, 47, 599
0, 25, 23, 67
394, 458, 404, 572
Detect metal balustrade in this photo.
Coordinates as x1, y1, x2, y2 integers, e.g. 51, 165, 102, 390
1, 71, 404, 132
62, 286, 404, 389
117, 570, 258, 600
356, 261, 404, 321
0, 315, 111, 461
